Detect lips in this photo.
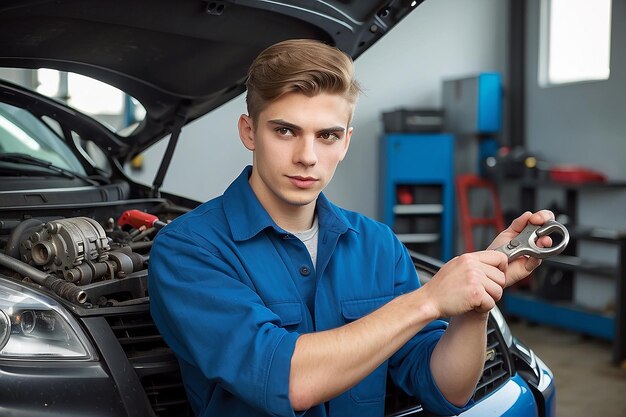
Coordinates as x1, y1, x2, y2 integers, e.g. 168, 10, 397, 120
287, 175, 318, 189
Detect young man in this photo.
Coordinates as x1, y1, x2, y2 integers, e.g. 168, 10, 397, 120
148, 39, 553, 417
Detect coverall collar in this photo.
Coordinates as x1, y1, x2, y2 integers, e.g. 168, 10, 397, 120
223, 166, 357, 242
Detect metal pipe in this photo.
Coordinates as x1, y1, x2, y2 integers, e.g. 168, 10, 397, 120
0, 253, 87, 304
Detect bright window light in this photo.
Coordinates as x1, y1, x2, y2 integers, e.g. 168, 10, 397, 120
0, 115, 41, 151
68, 73, 124, 115
539, 0, 612, 86
33, 69, 146, 133
37, 69, 124, 115
36, 69, 60, 97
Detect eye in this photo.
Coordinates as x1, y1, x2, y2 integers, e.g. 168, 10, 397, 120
276, 127, 294, 136
319, 132, 340, 142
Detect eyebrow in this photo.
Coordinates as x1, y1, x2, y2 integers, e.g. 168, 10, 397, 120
267, 119, 302, 132
267, 119, 346, 135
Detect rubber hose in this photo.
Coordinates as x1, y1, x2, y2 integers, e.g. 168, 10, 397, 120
0, 252, 87, 304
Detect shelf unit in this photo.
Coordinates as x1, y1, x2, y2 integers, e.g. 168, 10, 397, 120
379, 133, 455, 261
501, 180, 626, 364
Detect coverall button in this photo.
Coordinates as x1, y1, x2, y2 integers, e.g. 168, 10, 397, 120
299, 266, 311, 276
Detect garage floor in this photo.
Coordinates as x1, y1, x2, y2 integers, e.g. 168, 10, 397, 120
509, 321, 626, 417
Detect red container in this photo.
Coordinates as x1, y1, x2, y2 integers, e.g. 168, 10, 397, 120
549, 165, 607, 183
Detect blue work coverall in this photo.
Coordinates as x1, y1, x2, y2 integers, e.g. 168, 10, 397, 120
149, 166, 467, 417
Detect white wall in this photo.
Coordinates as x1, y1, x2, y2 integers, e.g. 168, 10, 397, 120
133, 0, 508, 220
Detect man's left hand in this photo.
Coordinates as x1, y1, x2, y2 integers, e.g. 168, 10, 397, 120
487, 210, 554, 288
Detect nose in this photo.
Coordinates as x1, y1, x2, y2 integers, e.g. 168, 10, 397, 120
293, 136, 318, 167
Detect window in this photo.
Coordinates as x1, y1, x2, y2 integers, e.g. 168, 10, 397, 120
539, 0, 612, 86
36, 68, 146, 135
0, 102, 87, 174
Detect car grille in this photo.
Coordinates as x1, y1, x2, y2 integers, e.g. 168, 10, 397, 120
104, 309, 510, 417
385, 315, 512, 415
472, 320, 512, 401
104, 309, 194, 417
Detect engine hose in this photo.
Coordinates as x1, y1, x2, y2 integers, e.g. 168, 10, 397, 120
5, 218, 45, 259
0, 253, 87, 304
42, 275, 88, 304
127, 241, 153, 252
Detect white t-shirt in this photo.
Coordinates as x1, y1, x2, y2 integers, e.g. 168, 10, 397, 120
293, 215, 319, 268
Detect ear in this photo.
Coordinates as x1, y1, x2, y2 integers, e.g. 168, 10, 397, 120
339, 126, 353, 162
238, 114, 255, 151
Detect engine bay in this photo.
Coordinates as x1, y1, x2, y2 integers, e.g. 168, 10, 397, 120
0, 197, 188, 308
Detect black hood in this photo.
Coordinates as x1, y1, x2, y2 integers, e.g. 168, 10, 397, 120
0, 0, 422, 157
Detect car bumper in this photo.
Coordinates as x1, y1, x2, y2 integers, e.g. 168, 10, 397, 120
462, 356, 556, 417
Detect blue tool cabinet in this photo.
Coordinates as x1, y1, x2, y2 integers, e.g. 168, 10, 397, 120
379, 133, 455, 261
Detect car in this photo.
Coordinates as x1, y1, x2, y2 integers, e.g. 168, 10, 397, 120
0, 1, 555, 416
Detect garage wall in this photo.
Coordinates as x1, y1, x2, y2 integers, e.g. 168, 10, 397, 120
134, 0, 508, 220
525, 0, 626, 231
525, 0, 626, 310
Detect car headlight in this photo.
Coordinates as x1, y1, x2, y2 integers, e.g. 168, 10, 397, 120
0, 277, 94, 360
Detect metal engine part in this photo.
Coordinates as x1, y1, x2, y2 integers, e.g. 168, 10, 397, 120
18, 217, 144, 285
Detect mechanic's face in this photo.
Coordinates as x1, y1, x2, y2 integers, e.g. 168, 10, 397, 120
238, 92, 353, 219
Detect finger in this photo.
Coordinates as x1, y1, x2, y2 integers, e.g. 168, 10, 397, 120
508, 211, 533, 233
475, 294, 497, 313
508, 210, 555, 235
480, 273, 504, 300
510, 255, 542, 273
457, 256, 507, 288
504, 256, 542, 287
474, 250, 509, 271
524, 256, 542, 272
473, 260, 508, 288
536, 235, 553, 248
465, 278, 498, 312
527, 209, 555, 226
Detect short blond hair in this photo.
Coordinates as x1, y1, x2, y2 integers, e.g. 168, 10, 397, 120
245, 39, 361, 123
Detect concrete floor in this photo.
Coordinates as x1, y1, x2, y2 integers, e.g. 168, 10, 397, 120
509, 321, 626, 417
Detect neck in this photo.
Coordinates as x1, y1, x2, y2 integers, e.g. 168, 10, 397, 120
247, 176, 317, 232
273, 205, 316, 233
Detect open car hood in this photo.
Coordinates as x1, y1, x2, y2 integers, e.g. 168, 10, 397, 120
0, 0, 422, 158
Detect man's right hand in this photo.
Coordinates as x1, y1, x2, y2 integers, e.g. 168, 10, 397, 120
424, 251, 509, 407
418, 250, 509, 317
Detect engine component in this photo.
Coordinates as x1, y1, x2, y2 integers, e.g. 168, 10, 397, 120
4, 218, 45, 259
0, 252, 87, 304
118, 210, 167, 230
19, 217, 110, 283
15, 217, 146, 285
106, 246, 144, 279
